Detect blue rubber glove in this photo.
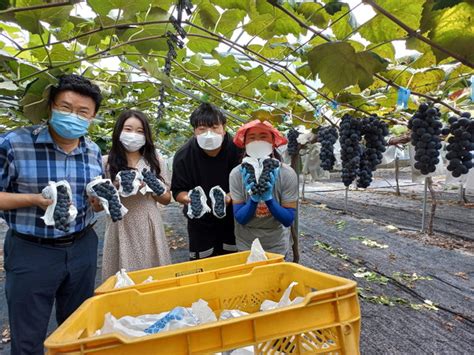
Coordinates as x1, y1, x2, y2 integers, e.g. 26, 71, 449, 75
270, 167, 280, 186
260, 182, 273, 201
240, 166, 255, 193
260, 168, 279, 201
247, 183, 262, 203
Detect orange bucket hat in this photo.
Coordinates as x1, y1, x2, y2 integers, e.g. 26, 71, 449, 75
233, 120, 288, 148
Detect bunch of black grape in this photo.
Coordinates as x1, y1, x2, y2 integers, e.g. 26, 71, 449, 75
357, 147, 373, 188
142, 169, 165, 196
318, 126, 338, 171
287, 128, 300, 156
357, 115, 389, 188
53, 185, 71, 232
408, 103, 443, 175
241, 162, 258, 190
212, 189, 226, 218
339, 114, 362, 186
189, 188, 204, 218
243, 158, 280, 197
443, 112, 474, 178
119, 170, 137, 194
92, 181, 123, 222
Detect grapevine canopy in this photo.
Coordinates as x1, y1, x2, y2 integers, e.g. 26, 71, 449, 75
0, 0, 472, 152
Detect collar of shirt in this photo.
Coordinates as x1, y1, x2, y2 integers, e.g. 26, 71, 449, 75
33, 125, 87, 155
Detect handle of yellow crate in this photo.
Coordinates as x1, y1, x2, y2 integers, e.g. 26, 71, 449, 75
174, 267, 204, 277
340, 322, 360, 354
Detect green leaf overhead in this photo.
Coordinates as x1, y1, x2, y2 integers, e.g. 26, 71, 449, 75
187, 16, 219, 54
19, 74, 57, 123
212, 52, 243, 78
366, 43, 396, 62
380, 68, 413, 88
9, 0, 73, 34
216, 9, 246, 36
248, 37, 294, 60
197, 0, 220, 30
308, 42, 389, 93
245, 1, 304, 39
410, 68, 446, 94
210, 0, 250, 11
328, 3, 357, 41
421, 1, 474, 63
87, 0, 152, 19
359, 0, 424, 43
296, 2, 329, 28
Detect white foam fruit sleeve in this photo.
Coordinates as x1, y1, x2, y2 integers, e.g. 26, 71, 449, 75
209, 185, 227, 219
86, 176, 128, 218
140, 176, 167, 196
187, 186, 211, 219
41, 180, 78, 226
117, 170, 143, 197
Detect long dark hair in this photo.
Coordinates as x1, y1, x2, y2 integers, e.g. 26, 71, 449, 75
107, 110, 162, 181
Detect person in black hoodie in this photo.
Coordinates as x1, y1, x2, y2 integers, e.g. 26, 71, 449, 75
171, 103, 242, 260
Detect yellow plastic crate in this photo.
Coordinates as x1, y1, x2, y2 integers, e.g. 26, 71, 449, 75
46, 263, 360, 354
95, 251, 284, 295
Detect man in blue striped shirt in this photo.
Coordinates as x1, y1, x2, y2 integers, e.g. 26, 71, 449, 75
0, 74, 104, 355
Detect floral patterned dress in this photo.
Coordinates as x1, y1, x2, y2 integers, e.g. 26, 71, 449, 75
101, 154, 172, 281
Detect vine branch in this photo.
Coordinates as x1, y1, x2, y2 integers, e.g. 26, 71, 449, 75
0, 1, 76, 15
363, 0, 474, 68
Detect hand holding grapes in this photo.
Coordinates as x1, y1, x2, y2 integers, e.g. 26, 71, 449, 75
34, 193, 54, 211
88, 196, 103, 212
240, 165, 256, 193
243, 159, 279, 202
258, 168, 278, 202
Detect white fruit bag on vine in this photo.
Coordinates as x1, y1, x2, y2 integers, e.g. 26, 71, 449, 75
41, 180, 78, 229
409, 143, 446, 183
187, 186, 211, 219
86, 177, 128, 221
210, 186, 227, 219
116, 170, 142, 197
464, 157, 474, 192
301, 143, 329, 180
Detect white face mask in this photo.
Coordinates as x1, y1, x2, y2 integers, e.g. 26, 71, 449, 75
246, 140, 273, 159
120, 131, 146, 152
196, 131, 224, 150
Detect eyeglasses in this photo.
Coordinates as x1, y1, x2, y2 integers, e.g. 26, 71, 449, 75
52, 102, 93, 120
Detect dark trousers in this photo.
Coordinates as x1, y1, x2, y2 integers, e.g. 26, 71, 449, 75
4, 228, 98, 355
187, 221, 237, 260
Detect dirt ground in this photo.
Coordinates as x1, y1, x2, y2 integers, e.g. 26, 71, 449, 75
1, 169, 473, 354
